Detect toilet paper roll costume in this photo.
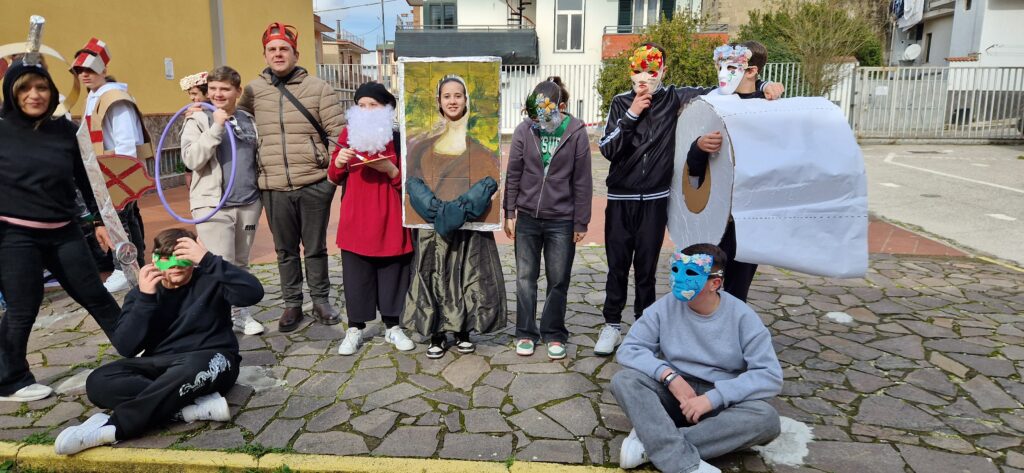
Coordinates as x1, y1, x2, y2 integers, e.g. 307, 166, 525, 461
669, 94, 868, 278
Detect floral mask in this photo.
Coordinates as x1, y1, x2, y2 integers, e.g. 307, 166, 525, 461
526, 91, 563, 133
713, 45, 752, 95
629, 45, 665, 93
669, 252, 722, 301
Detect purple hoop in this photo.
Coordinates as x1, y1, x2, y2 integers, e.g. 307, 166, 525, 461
154, 102, 238, 224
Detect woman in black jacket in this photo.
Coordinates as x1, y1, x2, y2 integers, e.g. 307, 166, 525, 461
503, 78, 593, 359
0, 61, 121, 403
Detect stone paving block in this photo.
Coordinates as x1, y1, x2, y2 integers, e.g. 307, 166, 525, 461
235, 406, 278, 435
803, 441, 906, 473
408, 373, 447, 391
904, 368, 957, 396
509, 373, 599, 409
35, 402, 84, 427
280, 396, 333, 418
439, 433, 513, 461
254, 418, 305, 448
508, 408, 574, 440
305, 402, 352, 432
473, 385, 507, 408
442, 354, 490, 390
542, 396, 598, 437
373, 426, 441, 457
481, 369, 515, 389
886, 384, 948, 406
423, 390, 471, 410
181, 427, 245, 449
962, 375, 1019, 410
293, 431, 369, 455
930, 352, 970, 378
516, 439, 584, 463
463, 408, 512, 433
340, 367, 397, 400
297, 372, 348, 397
390, 397, 434, 416
948, 353, 1016, 377
854, 396, 944, 431
899, 444, 998, 473
351, 409, 399, 438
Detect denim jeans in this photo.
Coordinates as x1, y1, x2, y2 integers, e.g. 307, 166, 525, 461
514, 214, 575, 343
611, 368, 781, 473
0, 222, 121, 395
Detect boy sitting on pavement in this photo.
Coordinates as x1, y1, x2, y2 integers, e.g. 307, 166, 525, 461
54, 228, 264, 455
611, 243, 782, 473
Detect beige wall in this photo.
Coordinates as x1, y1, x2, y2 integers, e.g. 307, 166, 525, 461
1, 0, 315, 115
702, 0, 762, 35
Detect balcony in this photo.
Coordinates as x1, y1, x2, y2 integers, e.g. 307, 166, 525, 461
394, 24, 539, 65
924, 0, 954, 18
601, 24, 729, 60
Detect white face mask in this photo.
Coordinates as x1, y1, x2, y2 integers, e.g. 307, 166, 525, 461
716, 62, 745, 95
631, 69, 663, 94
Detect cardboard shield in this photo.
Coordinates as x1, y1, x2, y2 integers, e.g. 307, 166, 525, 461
97, 154, 156, 211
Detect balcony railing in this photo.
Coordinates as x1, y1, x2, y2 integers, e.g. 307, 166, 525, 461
323, 29, 365, 47
397, 24, 535, 31
603, 23, 728, 34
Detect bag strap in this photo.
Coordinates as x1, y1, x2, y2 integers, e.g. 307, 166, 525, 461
273, 78, 332, 151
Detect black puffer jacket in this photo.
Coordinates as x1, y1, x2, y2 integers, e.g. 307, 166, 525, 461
0, 61, 100, 222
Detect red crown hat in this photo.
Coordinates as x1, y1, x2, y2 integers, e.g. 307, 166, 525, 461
262, 22, 298, 50
72, 37, 110, 74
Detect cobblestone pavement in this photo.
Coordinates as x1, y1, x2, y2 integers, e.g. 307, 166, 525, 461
4, 246, 1023, 472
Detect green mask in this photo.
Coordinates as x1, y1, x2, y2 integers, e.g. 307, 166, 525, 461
152, 253, 193, 271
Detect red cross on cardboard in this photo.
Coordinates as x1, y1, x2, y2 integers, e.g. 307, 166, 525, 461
97, 154, 155, 211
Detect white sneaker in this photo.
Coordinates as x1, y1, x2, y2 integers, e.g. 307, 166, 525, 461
619, 429, 649, 469
232, 307, 265, 336
594, 324, 622, 356
54, 413, 116, 455
181, 392, 231, 422
103, 270, 130, 293
338, 327, 363, 355
0, 383, 53, 402
693, 461, 722, 473
384, 326, 415, 351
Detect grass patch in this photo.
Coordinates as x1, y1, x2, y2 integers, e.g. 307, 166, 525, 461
0, 460, 13, 473
21, 432, 54, 445
224, 443, 292, 458
504, 454, 515, 468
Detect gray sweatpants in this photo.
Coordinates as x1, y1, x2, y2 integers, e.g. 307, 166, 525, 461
611, 368, 781, 473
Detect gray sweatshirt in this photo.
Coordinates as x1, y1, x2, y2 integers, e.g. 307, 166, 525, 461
616, 291, 783, 409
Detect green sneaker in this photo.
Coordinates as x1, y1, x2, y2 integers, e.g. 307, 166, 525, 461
516, 339, 535, 356
547, 342, 567, 360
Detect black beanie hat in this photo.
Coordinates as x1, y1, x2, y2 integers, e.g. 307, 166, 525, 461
353, 82, 396, 108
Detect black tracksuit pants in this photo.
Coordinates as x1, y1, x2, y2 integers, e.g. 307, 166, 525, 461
341, 250, 412, 328
603, 198, 669, 324
718, 220, 758, 302
86, 349, 240, 440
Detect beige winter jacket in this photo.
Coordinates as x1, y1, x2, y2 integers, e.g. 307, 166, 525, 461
238, 67, 345, 191
180, 111, 257, 211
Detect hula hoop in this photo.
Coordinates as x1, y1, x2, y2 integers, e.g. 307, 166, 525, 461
155, 102, 238, 224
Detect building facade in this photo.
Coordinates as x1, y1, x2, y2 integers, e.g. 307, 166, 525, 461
892, 0, 1024, 67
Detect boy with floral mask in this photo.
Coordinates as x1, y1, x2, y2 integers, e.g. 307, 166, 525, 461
594, 43, 784, 357
503, 77, 592, 359
611, 243, 782, 473
687, 41, 768, 303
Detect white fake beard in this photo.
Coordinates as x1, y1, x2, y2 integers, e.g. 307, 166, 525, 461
345, 105, 395, 154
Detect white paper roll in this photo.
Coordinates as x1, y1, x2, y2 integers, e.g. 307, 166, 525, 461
669, 95, 868, 278
668, 97, 736, 252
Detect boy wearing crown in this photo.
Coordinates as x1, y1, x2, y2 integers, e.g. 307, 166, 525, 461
72, 37, 153, 294
611, 243, 782, 473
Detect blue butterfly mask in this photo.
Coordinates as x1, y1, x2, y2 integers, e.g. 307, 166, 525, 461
669, 252, 721, 301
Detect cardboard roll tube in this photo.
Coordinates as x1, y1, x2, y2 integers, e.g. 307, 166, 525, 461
668, 95, 868, 278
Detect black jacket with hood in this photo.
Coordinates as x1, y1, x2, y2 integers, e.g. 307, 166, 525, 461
0, 61, 101, 223
504, 116, 593, 232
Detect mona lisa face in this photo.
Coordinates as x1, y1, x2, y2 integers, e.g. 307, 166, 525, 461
439, 81, 466, 121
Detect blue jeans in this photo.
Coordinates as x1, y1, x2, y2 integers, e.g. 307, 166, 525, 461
514, 214, 575, 343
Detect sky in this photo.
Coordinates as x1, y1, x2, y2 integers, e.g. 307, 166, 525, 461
313, 0, 413, 51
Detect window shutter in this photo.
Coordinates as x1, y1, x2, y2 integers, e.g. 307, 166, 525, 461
618, 0, 632, 32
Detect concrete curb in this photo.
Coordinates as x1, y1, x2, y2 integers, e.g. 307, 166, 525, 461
0, 441, 645, 472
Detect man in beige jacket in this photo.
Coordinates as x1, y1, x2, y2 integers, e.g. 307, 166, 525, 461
238, 22, 345, 332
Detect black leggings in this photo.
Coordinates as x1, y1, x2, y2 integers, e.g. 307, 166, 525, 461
87, 350, 240, 440
0, 222, 121, 396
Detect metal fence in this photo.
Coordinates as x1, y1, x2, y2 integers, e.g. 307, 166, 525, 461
318, 63, 1024, 141
851, 66, 1024, 140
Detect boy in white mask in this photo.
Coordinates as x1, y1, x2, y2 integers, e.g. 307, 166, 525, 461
686, 41, 769, 303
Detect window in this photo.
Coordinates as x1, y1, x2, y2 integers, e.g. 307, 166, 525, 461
631, 0, 674, 27
555, 0, 584, 52
924, 33, 932, 62
426, 2, 457, 29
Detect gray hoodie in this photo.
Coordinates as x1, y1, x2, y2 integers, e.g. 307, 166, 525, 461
503, 117, 593, 232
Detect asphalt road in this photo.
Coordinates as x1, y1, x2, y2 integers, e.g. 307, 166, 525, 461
861, 143, 1024, 265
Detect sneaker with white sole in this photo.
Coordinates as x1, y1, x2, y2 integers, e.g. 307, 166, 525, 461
384, 326, 415, 351
232, 307, 265, 336
103, 270, 130, 293
181, 392, 231, 422
338, 327, 363, 355
619, 429, 648, 469
594, 324, 622, 356
54, 413, 116, 455
515, 339, 535, 356
0, 383, 53, 403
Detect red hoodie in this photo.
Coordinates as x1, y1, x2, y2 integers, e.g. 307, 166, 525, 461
327, 127, 413, 257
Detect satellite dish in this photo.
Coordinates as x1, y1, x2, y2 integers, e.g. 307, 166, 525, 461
903, 44, 922, 61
